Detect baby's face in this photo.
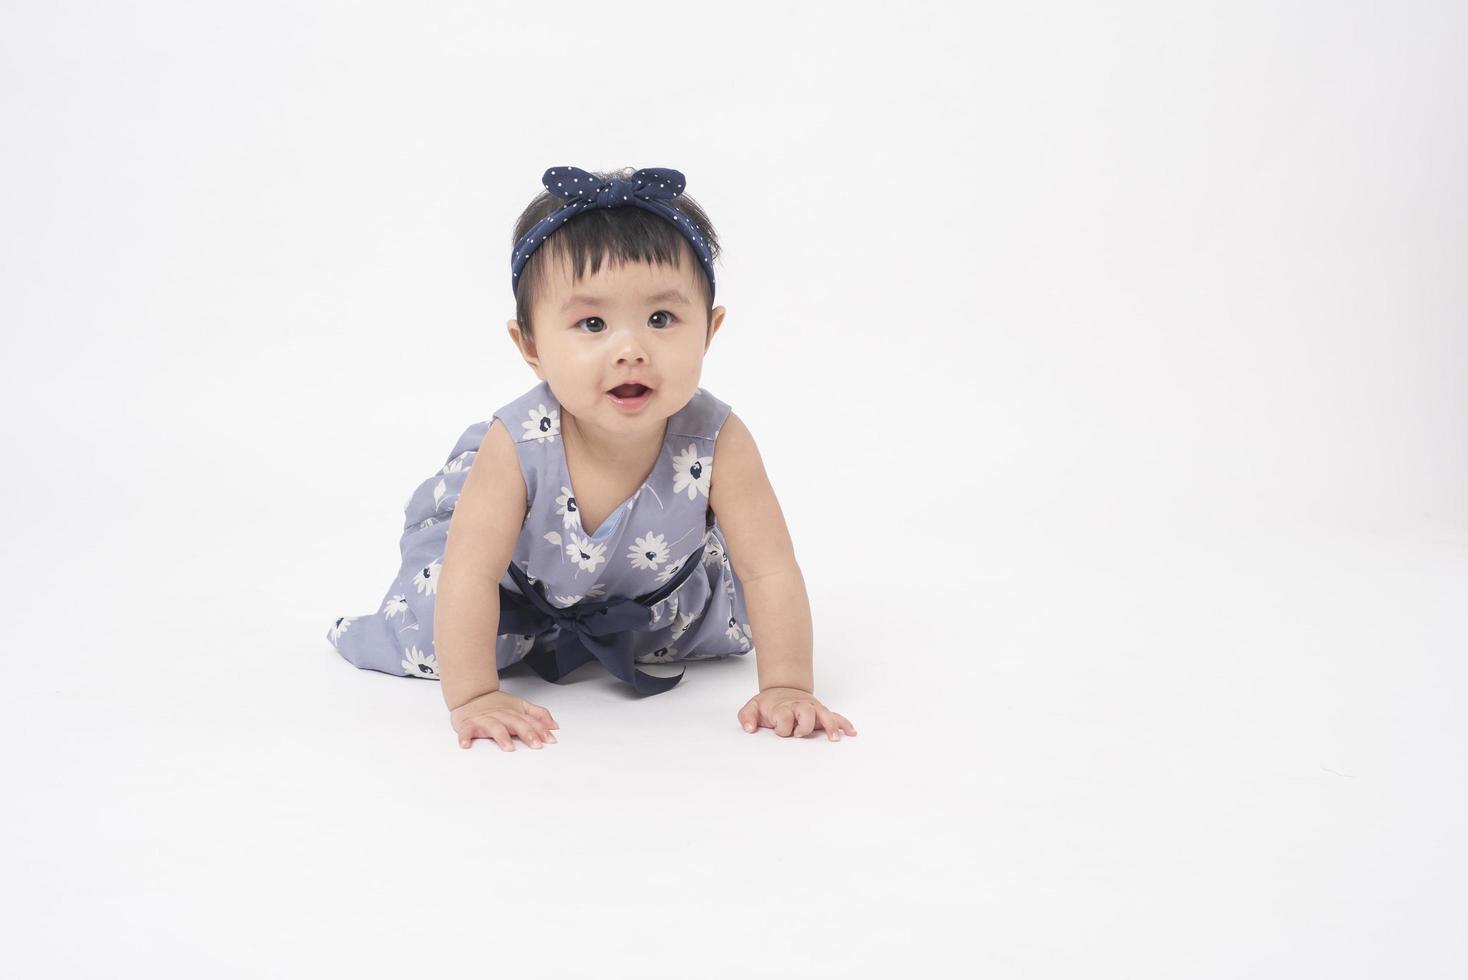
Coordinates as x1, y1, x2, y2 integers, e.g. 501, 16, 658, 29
508, 252, 724, 436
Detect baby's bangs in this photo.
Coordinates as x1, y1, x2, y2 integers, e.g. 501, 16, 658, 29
541, 208, 698, 286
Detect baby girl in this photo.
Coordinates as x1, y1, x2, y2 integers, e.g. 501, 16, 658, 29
327, 165, 857, 751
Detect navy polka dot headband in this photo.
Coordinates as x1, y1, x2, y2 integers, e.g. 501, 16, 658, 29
510, 166, 716, 301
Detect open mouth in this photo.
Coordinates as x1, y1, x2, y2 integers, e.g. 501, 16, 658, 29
608, 383, 652, 399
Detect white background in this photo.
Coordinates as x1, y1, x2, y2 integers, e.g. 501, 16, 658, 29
2, 1, 1464, 976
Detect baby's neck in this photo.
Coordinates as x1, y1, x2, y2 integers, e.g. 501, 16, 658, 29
562, 410, 668, 471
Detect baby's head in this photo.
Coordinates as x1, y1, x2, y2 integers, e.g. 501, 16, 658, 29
505, 166, 726, 434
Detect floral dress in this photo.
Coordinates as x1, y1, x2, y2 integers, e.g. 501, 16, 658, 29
327, 380, 753, 695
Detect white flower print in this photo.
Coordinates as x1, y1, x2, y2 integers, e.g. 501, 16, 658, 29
328, 616, 354, 646
565, 533, 607, 574
725, 614, 752, 650
628, 531, 671, 571
671, 442, 712, 500
432, 479, 447, 509
672, 609, 697, 640
419, 516, 438, 530
521, 403, 560, 443
653, 556, 685, 585
413, 558, 442, 595
650, 595, 679, 625
441, 452, 470, 475
549, 584, 611, 608
635, 642, 680, 664
702, 539, 725, 567
512, 634, 536, 657
402, 645, 440, 678
381, 595, 408, 619
556, 487, 579, 530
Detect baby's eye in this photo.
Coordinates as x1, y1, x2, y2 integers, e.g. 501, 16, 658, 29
574, 311, 678, 332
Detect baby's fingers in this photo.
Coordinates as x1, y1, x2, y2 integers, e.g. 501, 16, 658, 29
459, 719, 515, 752
524, 702, 560, 731
814, 704, 842, 741
505, 714, 547, 749
792, 702, 818, 738
515, 707, 557, 743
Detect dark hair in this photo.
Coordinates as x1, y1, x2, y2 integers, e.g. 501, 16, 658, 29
510, 167, 722, 340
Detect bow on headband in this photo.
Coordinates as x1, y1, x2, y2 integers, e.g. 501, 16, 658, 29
509, 165, 716, 302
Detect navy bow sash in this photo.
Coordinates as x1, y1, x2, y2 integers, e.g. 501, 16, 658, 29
496, 517, 712, 695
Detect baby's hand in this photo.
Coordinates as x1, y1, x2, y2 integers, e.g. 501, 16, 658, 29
736, 687, 857, 741
450, 690, 559, 751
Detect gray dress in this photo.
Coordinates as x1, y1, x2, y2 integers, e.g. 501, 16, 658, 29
327, 380, 754, 694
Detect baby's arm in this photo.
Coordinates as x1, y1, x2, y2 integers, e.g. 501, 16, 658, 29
709, 412, 813, 693
435, 418, 527, 711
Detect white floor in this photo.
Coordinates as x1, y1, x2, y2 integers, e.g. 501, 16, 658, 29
4, 501, 1464, 977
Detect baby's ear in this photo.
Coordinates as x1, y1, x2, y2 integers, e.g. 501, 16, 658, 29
705, 306, 726, 350
507, 318, 538, 360
507, 320, 546, 380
